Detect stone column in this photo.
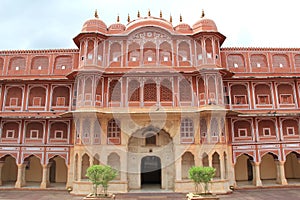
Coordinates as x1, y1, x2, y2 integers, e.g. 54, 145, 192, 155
220, 155, 225, 180
66, 164, 72, 189
78, 156, 82, 181
208, 155, 212, 167
251, 162, 262, 186
276, 161, 287, 185
0, 162, 4, 185
175, 158, 182, 180
40, 164, 50, 188
15, 164, 26, 188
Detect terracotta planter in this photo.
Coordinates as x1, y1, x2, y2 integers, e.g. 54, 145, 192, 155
186, 193, 219, 200
83, 193, 115, 200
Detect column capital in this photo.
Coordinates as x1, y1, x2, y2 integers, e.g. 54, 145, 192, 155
275, 160, 285, 165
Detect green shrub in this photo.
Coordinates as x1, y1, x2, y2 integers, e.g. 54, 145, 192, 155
189, 166, 215, 194
86, 165, 117, 196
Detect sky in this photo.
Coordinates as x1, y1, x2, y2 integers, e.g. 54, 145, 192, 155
0, 0, 299, 50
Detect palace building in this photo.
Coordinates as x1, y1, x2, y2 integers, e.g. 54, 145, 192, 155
0, 10, 299, 195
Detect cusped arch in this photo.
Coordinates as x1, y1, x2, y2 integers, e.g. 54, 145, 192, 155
0, 153, 18, 162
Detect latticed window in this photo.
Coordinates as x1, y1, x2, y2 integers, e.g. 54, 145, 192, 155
200, 118, 207, 137
210, 118, 219, 137
107, 119, 121, 138
128, 80, 140, 101
179, 79, 192, 101
0, 58, 3, 70
180, 118, 194, 143
250, 54, 267, 68
109, 80, 121, 102
273, 54, 289, 68
227, 54, 245, 68
160, 80, 172, 101
295, 54, 300, 68
144, 80, 157, 101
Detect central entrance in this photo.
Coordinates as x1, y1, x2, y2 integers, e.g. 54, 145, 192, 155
141, 156, 161, 186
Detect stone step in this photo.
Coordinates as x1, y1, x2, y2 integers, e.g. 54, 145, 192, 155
115, 193, 186, 200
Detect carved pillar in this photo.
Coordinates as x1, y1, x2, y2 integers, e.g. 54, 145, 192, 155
15, 164, 26, 188
276, 161, 287, 185
0, 162, 4, 185
251, 162, 262, 186
40, 164, 50, 188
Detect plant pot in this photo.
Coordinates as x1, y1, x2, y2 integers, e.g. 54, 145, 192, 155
83, 193, 115, 200
186, 193, 219, 200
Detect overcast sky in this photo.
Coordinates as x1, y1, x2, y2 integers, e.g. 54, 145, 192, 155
0, 0, 299, 50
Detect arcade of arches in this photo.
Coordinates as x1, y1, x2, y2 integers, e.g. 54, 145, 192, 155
0, 155, 68, 188
234, 152, 300, 186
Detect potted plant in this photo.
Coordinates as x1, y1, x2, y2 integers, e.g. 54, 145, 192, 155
187, 166, 219, 200
84, 164, 117, 200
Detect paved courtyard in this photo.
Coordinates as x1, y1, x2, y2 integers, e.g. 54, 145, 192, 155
0, 188, 299, 200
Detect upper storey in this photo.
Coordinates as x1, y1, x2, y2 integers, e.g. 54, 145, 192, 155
73, 10, 225, 70
0, 49, 78, 79
221, 47, 300, 76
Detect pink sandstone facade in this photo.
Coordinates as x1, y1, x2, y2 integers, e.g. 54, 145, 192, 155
0, 10, 299, 194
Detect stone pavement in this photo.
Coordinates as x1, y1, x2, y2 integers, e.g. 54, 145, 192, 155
0, 188, 299, 200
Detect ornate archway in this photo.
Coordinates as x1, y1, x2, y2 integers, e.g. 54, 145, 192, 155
141, 156, 161, 186
127, 126, 175, 190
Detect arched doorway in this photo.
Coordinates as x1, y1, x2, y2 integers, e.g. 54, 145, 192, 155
49, 156, 67, 187
0, 155, 17, 186
24, 155, 42, 187
260, 153, 278, 185
141, 156, 161, 186
127, 126, 174, 190
234, 154, 253, 186
284, 152, 300, 184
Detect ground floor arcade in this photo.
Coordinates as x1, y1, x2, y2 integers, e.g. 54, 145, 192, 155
0, 154, 69, 189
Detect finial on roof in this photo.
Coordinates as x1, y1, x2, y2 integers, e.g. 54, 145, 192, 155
160, 10, 162, 18
137, 10, 140, 18
94, 9, 99, 18
117, 14, 120, 22
170, 14, 172, 23
201, 9, 205, 18
127, 14, 130, 22
180, 14, 182, 22
148, 9, 151, 16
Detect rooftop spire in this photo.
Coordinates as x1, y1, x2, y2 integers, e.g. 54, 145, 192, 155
160, 10, 162, 18
180, 14, 182, 22
127, 14, 130, 22
117, 14, 120, 22
94, 9, 99, 18
148, 9, 151, 17
137, 10, 140, 18
170, 14, 172, 23
201, 9, 205, 18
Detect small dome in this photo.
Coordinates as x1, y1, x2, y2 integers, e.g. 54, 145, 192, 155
192, 17, 218, 32
81, 18, 107, 34
126, 17, 174, 32
174, 23, 192, 34
108, 23, 126, 34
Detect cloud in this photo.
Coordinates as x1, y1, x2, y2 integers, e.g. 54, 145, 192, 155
0, 0, 299, 49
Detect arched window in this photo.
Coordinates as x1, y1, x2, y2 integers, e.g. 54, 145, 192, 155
107, 119, 121, 144
200, 118, 207, 143
180, 118, 194, 143
160, 79, 172, 102
145, 133, 156, 146
108, 79, 121, 106
179, 79, 192, 103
